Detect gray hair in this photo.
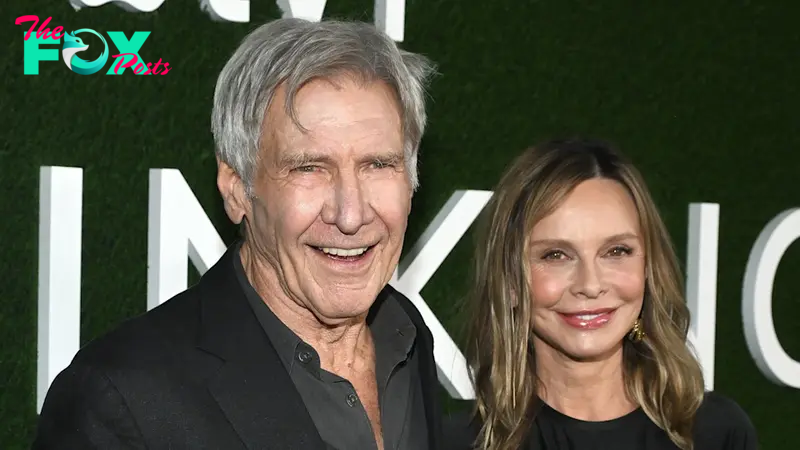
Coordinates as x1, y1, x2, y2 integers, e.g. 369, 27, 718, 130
211, 18, 437, 193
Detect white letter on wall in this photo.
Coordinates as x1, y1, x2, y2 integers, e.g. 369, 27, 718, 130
70, 0, 406, 36
685, 203, 720, 391
37, 167, 83, 412
277, 0, 406, 41
374, 0, 405, 41
200, 0, 249, 22
742, 208, 800, 388
69, 0, 166, 13
148, 169, 227, 309
277, 0, 328, 22
390, 190, 492, 399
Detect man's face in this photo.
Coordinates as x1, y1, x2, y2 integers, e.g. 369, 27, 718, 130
221, 77, 411, 324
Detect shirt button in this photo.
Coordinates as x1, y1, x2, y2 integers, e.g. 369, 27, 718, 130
346, 393, 358, 407
297, 351, 312, 363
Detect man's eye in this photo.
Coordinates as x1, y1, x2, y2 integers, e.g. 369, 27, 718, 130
294, 165, 318, 173
372, 160, 393, 169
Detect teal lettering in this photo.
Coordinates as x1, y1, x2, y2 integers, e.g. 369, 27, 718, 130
106, 31, 150, 75
23, 34, 60, 75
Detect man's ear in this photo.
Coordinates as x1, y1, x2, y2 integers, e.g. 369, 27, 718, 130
216, 158, 249, 224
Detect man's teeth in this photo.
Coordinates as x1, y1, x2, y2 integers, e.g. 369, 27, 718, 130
319, 247, 369, 257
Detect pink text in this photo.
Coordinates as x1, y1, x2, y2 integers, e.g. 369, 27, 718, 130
110, 54, 171, 75
15, 15, 64, 41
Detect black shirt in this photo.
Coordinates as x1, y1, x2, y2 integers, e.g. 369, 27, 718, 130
444, 392, 758, 450
233, 249, 429, 450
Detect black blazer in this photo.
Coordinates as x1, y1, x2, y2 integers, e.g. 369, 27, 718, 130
32, 243, 443, 449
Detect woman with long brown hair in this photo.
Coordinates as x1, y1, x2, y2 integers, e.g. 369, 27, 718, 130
448, 138, 757, 450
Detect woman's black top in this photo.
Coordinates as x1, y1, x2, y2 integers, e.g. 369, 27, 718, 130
443, 392, 758, 450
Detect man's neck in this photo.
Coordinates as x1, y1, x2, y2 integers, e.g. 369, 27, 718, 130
534, 338, 636, 421
240, 243, 372, 377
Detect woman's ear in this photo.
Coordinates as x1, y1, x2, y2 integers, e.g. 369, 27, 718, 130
509, 289, 519, 308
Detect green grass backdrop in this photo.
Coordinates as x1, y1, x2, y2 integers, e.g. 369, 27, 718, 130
1, 0, 798, 447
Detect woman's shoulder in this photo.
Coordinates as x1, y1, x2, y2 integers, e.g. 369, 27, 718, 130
695, 391, 754, 427
442, 401, 481, 450
694, 391, 759, 449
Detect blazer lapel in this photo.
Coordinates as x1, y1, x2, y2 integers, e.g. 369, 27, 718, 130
417, 330, 441, 449
205, 356, 325, 449
195, 244, 327, 450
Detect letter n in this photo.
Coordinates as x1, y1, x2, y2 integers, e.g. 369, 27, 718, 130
37, 167, 83, 412
147, 169, 227, 309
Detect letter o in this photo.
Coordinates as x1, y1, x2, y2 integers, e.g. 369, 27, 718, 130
742, 208, 800, 388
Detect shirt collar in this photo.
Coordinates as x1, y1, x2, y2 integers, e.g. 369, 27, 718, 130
232, 240, 417, 375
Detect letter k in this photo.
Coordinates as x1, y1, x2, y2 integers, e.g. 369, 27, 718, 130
390, 190, 493, 400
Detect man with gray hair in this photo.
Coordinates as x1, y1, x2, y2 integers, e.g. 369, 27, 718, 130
33, 18, 439, 450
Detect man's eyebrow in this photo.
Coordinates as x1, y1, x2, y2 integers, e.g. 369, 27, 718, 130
360, 150, 404, 164
277, 149, 405, 168
276, 151, 333, 169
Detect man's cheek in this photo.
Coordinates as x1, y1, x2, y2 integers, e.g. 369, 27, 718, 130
372, 183, 412, 222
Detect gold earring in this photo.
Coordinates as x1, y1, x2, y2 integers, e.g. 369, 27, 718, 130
629, 318, 645, 342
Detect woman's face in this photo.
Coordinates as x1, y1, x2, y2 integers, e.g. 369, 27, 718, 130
528, 178, 646, 362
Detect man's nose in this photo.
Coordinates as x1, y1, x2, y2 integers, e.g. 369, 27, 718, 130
321, 169, 375, 235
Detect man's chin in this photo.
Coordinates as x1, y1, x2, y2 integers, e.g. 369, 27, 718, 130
308, 290, 383, 323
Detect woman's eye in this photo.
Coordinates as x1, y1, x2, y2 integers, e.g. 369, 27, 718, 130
542, 250, 567, 260
607, 246, 633, 257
